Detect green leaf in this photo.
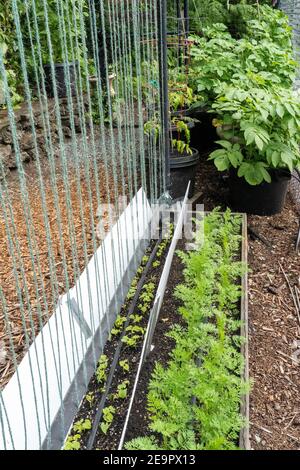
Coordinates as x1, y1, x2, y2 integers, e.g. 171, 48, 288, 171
271, 151, 280, 167
214, 155, 229, 171
281, 151, 293, 172
216, 140, 232, 150
276, 103, 284, 118
254, 134, 264, 151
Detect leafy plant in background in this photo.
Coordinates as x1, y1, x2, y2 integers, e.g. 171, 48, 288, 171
167, 0, 273, 36
125, 210, 249, 450
119, 359, 129, 372
189, 7, 295, 107
209, 86, 300, 184
0, 0, 89, 105
168, 72, 195, 113
0, 2, 24, 107
26, 0, 88, 65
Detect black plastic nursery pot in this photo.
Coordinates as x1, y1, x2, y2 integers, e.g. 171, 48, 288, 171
189, 111, 217, 153
44, 62, 78, 99
169, 147, 200, 200
229, 168, 291, 216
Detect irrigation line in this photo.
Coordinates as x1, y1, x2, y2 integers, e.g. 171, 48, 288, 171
86, 236, 163, 450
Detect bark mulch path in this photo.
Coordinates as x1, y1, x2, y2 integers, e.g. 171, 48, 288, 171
196, 157, 300, 450
0, 156, 128, 389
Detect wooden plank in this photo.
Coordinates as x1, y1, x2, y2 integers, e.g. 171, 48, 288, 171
239, 213, 250, 450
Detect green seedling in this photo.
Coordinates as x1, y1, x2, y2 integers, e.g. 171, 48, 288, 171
114, 380, 129, 400
100, 406, 115, 435
152, 260, 160, 268
129, 314, 143, 323
127, 282, 137, 300
111, 315, 127, 336
125, 325, 145, 335
64, 434, 81, 450
119, 359, 130, 372
85, 392, 94, 407
142, 255, 150, 264
96, 354, 108, 384
121, 334, 140, 348
73, 419, 92, 433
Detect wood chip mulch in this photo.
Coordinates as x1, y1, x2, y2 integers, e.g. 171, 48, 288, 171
0, 156, 127, 389
248, 201, 300, 450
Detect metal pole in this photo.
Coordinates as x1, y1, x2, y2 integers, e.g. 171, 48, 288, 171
158, 0, 171, 193
184, 0, 189, 66
184, 0, 189, 35
177, 0, 182, 68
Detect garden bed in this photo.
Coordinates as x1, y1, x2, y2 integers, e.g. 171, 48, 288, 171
195, 157, 300, 450
121, 210, 249, 451
65, 210, 249, 450
64, 229, 174, 450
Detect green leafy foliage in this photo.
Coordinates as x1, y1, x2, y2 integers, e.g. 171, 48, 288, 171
85, 392, 94, 407
209, 86, 300, 183
96, 354, 108, 385
100, 406, 115, 435
168, 77, 195, 112
114, 380, 129, 400
189, 6, 295, 106
119, 359, 130, 372
111, 315, 127, 336
64, 418, 91, 450
73, 419, 91, 433
64, 434, 81, 450
125, 210, 249, 450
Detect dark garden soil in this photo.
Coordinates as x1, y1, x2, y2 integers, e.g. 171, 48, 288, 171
123, 239, 186, 445
195, 157, 300, 450
67, 235, 174, 450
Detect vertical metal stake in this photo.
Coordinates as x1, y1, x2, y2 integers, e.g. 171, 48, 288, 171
158, 0, 170, 193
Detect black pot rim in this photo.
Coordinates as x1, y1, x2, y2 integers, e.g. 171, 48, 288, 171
170, 147, 199, 169
230, 167, 291, 184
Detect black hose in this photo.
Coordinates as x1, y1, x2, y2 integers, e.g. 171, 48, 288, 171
86, 236, 163, 449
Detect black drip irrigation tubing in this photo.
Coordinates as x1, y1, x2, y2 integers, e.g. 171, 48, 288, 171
86, 235, 163, 450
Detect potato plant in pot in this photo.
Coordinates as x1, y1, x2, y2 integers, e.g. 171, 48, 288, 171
209, 86, 300, 215
188, 9, 295, 153
29, 0, 88, 98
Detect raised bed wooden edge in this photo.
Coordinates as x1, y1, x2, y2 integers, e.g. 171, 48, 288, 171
239, 213, 250, 450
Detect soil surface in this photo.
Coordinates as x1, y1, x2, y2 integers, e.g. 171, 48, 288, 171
123, 239, 186, 445
195, 156, 300, 450
66, 235, 173, 450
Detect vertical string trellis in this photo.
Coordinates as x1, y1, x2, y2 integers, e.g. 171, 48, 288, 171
0, 0, 163, 450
